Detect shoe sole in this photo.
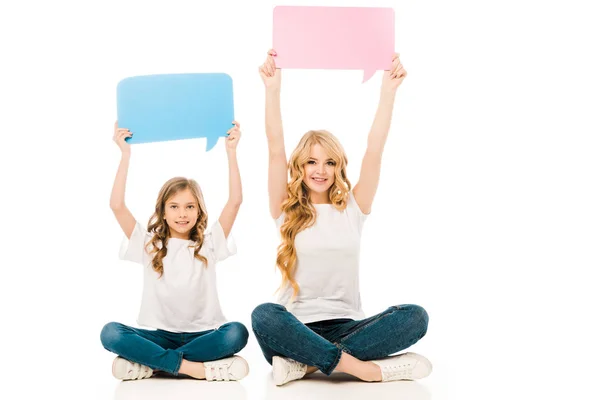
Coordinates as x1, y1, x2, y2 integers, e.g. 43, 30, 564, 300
272, 356, 286, 386
112, 357, 130, 380
230, 356, 250, 380
112, 357, 153, 380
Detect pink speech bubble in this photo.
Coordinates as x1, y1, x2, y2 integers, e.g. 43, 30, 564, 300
273, 6, 395, 83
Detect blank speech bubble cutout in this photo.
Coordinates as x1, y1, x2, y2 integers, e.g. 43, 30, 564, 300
273, 6, 395, 83
117, 73, 234, 151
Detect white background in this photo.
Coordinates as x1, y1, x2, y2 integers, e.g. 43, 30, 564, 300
1, 0, 599, 399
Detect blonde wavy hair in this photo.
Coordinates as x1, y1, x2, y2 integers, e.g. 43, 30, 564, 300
276, 130, 352, 297
146, 177, 209, 277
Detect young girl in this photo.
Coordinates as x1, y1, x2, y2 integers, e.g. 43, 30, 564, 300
252, 50, 431, 386
100, 121, 249, 381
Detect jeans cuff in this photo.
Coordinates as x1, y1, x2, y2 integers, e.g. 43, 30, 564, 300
170, 351, 184, 375
321, 346, 343, 376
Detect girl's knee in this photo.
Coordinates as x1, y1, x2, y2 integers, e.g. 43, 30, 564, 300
100, 322, 124, 350
221, 322, 249, 353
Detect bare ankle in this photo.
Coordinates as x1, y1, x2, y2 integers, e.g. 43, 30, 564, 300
306, 366, 319, 375
178, 359, 206, 380
335, 352, 383, 382
363, 361, 382, 382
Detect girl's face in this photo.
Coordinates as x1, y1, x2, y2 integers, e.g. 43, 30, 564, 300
163, 188, 199, 239
302, 143, 336, 202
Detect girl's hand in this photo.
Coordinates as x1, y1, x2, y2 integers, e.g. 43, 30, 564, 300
113, 121, 132, 153
259, 49, 281, 90
225, 120, 241, 152
381, 53, 407, 92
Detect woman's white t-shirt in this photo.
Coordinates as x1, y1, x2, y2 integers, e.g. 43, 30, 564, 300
119, 220, 236, 333
275, 191, 368, 324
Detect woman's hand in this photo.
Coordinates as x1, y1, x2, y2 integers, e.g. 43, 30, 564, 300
381, 53, 407, 93
259, 49, 281, 91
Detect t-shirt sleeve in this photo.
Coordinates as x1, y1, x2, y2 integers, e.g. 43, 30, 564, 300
205, 221, 237, 263
348, 190, 369, 233
274, 212, 285, 228
118, 221, 151, 266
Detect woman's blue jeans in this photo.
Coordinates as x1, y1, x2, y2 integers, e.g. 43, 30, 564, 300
251, 303, 428, 375
100, 321, 249, 375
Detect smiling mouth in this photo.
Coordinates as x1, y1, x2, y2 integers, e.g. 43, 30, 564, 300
311, 177, 327, 183
176, 221, 189, 226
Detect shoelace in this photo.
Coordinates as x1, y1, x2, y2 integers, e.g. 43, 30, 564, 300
207, 365, 230, 381
382, 362, 413, 380
287, 360, 307, 379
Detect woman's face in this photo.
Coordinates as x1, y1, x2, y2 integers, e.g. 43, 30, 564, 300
302, 143, 336, 199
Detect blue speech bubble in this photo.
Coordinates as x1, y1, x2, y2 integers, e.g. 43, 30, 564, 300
116, 73, 234, 151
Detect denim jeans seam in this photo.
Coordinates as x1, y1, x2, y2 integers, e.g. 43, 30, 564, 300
338, 308, 396, 344
334, 341, 354, 357
326, 345, 343, 375
253, 328, 341, 375
173, 351, 184, 375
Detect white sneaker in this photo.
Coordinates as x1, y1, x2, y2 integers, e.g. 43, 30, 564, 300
204, 356, 249, 381
371, 352, 432, 382
272, 356, 307, 386
112, 357, 154, 380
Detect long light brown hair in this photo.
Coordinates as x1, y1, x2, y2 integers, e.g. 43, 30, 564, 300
146, 177, 208, 277
276, 130, 352, 297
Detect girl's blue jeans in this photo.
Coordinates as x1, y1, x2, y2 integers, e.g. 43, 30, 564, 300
100, 321, 249, 375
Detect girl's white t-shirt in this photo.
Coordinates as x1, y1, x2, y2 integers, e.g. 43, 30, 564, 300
275, 191, 368, 324
119, 220, 235, 333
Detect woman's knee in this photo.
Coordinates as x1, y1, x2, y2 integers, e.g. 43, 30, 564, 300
100, 322, 125, 350
398, 304, 429, 337
251, 302, 285, 333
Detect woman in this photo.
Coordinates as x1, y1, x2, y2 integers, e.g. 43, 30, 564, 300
251, 50, 431, 386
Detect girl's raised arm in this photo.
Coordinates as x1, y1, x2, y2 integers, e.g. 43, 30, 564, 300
218, 121, 243, 238
110, 121, 136, 239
